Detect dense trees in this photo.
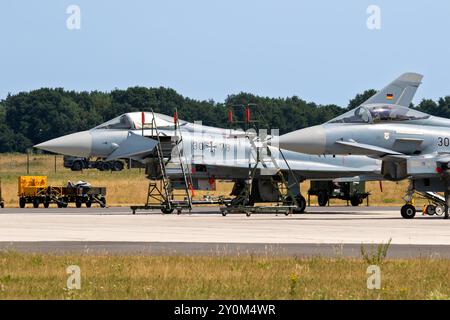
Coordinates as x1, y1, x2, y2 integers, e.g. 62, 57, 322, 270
346, 90, 377, 111
414, 97, 450, 118
0, 86, 448, 153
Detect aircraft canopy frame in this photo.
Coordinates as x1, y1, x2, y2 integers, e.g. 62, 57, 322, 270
94, 112, 178, 130
327, 104, 430, 124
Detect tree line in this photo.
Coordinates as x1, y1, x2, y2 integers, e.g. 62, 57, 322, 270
0, 87, 448, 153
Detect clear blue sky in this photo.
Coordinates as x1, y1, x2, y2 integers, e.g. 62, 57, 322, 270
1, 0, 449, 106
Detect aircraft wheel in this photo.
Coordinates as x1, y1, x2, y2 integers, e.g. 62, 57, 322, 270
112, 161, 124, 171
161, 207, 174, 214
71, 161, 83, 171
75, 200, 82, 208
32, 198, 40, 208
425, 205, 436, 216
86, 201, 92, 208
100, 162, 111, 171
435, 205, 444, 216
317, 192, 328, 207
43, 201, 50, 208
19, 198, 26, 208
293, 195, 306, 214
57, 202, 63, 208
245, 211, 251, 217
350, 197, 361, 207
221, 210, 228, 217
401, 204, 416, 219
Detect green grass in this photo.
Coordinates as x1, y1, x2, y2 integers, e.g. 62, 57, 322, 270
0, 252, 449, 299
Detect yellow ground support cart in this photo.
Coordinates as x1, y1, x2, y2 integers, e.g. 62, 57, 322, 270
18, 176, 106, 208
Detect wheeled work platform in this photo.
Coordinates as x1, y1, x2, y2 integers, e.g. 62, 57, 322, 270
220, 205, 298, 217
18, 176, 106, 208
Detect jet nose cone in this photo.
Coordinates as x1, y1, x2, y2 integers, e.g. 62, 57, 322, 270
34, 131, 92, 157
279, 126, 326, 154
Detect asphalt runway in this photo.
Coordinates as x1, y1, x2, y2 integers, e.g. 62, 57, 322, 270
1, 206, 450, 258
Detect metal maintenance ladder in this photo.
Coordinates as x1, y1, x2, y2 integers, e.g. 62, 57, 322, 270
169, 111, 194, 210
262, 143, 302, 207
131, 110, 193, 214
249, 134, 301, 206
144, 111, 173, 211
221, 133, 300, 216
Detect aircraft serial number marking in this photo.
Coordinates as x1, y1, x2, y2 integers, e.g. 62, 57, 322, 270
438, 137, 450, 147
192, 142, 231, 151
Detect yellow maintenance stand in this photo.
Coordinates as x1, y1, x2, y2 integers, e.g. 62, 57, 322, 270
18, 176, 53, 208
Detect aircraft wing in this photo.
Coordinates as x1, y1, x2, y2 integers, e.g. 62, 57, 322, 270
179, 153, 382, 181
106, 132, 158, 161
335, 140, 403, 157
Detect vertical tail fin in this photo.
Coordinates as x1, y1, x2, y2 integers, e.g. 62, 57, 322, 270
363, 72, 423, 107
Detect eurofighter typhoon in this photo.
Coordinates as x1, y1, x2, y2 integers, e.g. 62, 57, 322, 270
279, 72, 450, 219
36, 110, 381, 213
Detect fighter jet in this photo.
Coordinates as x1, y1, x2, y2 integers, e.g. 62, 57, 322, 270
279, 72, 450, 219
35, 111, 382, 213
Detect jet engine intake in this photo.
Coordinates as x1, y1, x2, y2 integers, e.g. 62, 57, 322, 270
381, 159, 408, 181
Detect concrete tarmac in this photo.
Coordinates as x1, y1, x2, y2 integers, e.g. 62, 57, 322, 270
0, 206, 449, 257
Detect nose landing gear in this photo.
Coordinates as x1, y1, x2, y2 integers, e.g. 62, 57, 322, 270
401, 180, 450, 219
400, 182, 416, 219
400, 204, 416, 219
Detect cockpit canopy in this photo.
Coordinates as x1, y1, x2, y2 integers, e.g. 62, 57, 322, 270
94, 112, 178, 130
327, 104, 430, 124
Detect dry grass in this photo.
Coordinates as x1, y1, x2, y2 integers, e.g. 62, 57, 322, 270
0, 153, 427, 208
0, 252, 449, 299
0, 154, 150, 207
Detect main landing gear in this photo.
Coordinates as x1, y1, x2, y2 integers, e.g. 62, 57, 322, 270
400, 180, 450, 219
